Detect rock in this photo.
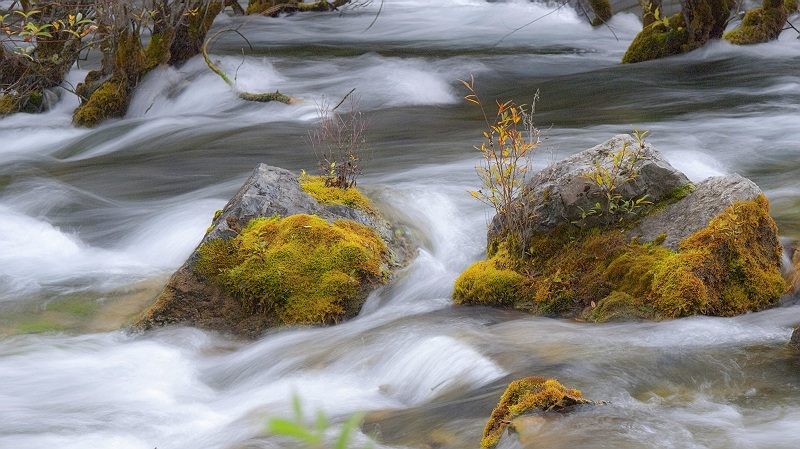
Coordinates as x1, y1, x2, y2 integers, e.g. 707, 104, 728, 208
629, 174, 763, 251
136, 164, 413, 338
791, 326, 800, 348
493, 134, 689, 240
481, 376, 593, 449
724, 0, 788, 45
455, 134, 787, 321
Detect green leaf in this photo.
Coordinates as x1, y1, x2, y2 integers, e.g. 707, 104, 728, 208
267, 418, 318, 444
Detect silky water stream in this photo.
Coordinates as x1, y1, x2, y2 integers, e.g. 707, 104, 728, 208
2, 1, 800, 448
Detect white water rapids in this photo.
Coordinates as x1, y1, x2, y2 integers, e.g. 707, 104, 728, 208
2, 1, 800, 448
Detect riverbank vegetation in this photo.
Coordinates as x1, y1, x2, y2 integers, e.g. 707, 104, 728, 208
0, 0, 365, 123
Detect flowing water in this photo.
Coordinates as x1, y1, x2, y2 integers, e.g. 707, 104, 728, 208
2, 1, 800, 448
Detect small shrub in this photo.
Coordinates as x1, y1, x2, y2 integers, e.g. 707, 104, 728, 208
309, 93, 369, 189
461, 76, 541, 257
576, 128, 652, 226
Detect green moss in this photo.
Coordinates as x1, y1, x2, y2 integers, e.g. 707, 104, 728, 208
145, 31, 174, 68
591, 291, 650, 322
452, 254, 529, 307
0, 94, 16, 115
588, 0, 613, 26
72, 77, 129, 127
787, 0, 798, 12
195, 214, 389, 325
622, 13, 689, 64
724, 1, 788, 45
299, 174, 374, 212
454, 195, 785, 321
481, 377, 588, 449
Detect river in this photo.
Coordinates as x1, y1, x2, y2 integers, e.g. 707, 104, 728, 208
1, 1, 800, 448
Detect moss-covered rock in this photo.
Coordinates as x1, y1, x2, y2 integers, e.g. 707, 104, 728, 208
454, 136, 786, 321
481, 377, 591, 449
622, 13, 689, 64
588, 0, 613, 26
194, 214, 388, 325
455, 195, 785, 321
136, 164, 413, 337
72, 77, 130, 127
724, 0, 789, 45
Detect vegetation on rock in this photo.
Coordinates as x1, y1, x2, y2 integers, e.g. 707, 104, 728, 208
622, 13, 689, 64
461, 77, 541, 258
587, 0, 612, 26
195, 214, 389, 325
299, 174, 374, 212
724, 0, 790, 45
623, 0, 756, 63
481, 376, 590, 449
1, 0, 359, 123
454, 195, 785, 321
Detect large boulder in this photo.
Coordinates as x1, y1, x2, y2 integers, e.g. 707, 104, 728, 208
136, 164, 413, 338
455, 134, 787, 321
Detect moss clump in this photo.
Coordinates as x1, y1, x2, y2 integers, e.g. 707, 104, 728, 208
454, 195, 785, 320
623, 13, 689, 63
299, 174, 374, 212
787, 0, 799, 12
588, 0, 613, 26
452, 248, 529, 307
195, 214, 389, 325
72, 77, 130, 127
481, 377, 589, 449
724, 0, 789, 45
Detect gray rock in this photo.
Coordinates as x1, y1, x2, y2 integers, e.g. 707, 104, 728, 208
204, 164, 322, 242
629, 174, 763, 251
492, 134, 690, 239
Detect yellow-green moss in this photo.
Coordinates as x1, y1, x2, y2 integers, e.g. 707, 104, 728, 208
622, 13, 689, 64
481, 377, 588, 449
724, 0, 788, 45
299, 174, 374, 212
454, 195, 785, 321
589, 0, 613, 26
452, 250, 529, 308
72, 77, 129, 127
195, 214, 389, 325
787, 0, 798, 12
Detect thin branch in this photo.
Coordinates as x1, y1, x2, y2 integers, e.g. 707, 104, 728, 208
493, 1, 569, 47
202, 28, 294, 104
363, 0, 383, 32
332, 88, 356, 111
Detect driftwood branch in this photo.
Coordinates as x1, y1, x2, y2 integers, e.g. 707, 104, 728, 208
202, 29, 294, 104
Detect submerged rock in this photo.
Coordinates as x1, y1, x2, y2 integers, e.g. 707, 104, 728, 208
481, 376, 593, 449
455, 134, 787, 321
136, 164, 413, 338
